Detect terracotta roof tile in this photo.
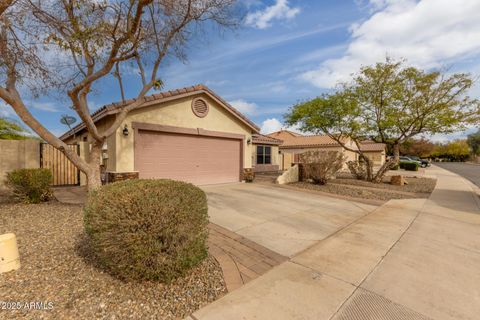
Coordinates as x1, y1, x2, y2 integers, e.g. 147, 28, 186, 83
267, 131, 340, 148
252, 134, 282, 145
359, 142, 386, 151
267, 130, 302, 141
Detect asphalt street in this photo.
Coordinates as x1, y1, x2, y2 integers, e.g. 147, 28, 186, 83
434, 162, 480, 187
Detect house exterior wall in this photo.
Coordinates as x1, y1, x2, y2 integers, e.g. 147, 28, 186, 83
252, 144, 280, 172
64, 117, 116, 186
279, 145, 358, 169
113, 93, 254, 173
363, 150, 386, 166
63, 117, 116, 172
281, 152, 294, 170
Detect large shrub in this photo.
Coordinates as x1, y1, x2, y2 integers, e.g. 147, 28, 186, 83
346, 160, 367, 180
84, 179, 209, 282
6, 168, 52, 203
400, 162, 419, 171
300, 151, 345, 185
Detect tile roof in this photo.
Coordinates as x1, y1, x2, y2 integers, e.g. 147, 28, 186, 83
267, 130, 386, 151
60, 84, 260, 140
359, 141, 386, 151
252, 133, 282, 145
268, 131, 341, 148
267, 130, 302, 141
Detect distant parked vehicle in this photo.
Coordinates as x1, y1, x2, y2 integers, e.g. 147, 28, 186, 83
406, 156, 430, 168
399, 156, 421, 165
398, 156, 420, 171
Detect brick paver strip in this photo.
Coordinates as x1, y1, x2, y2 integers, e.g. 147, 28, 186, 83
208, 223, 287, 292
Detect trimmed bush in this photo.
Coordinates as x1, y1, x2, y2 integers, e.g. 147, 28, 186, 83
401, 162, 419, 171
6, 168, 52, 203
84, 179, 209, 282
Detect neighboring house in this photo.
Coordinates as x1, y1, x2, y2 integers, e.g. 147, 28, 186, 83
359, 140, 387, 166
251, 134, 282, 172
61, 85, 261, 185
267, 130, 386, 169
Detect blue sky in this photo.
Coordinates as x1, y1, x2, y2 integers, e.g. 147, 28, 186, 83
1, 0, 480, 140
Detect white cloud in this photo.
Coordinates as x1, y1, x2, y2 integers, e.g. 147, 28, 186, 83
242, 0, 262, 8
261, 117, 283, 133
229, 99, 258, 115
245, 0, 300, 29
0, 102, 15, 117
427, 126, 478, 143
295, 44, 347, 64
29, 101, 60, 112
260, 117, 309, 134
301, 0, 480, 88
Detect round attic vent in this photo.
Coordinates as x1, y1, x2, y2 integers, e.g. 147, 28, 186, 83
192, 98, 209, 118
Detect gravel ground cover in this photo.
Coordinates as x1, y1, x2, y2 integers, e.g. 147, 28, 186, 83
290, 176, 436, 201
0, 199, 226, 320
330, 177, 437, 194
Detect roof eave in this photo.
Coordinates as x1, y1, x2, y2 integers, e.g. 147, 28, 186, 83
59, 85, 260, 141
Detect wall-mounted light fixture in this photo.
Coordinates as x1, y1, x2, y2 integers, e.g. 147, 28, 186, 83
122, 124, 129, 136
247, 138, 252, 144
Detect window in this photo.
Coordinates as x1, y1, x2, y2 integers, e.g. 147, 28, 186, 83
256, 145, 271, 164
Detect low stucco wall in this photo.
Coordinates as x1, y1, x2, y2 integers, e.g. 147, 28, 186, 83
0, 140, 40, 188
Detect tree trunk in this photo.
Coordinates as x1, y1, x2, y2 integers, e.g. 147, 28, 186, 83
86, 142, 103, 191
371, 142, 400, 183
361, 155, 373, 181
86, 167, 102, 190
393, 142, 400, 162
372, 158, 396, 183
0, 0, 14, 16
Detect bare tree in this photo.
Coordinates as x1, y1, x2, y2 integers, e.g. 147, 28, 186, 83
0, 0, 15, 16
0, 0, 238, 189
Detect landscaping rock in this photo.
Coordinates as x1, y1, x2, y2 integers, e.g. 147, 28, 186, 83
290, 175, 435, 202
0, 201, 226, 319
390, 175, 405, 186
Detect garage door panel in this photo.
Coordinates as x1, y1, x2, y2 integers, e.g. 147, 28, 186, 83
135, 130, 241, 185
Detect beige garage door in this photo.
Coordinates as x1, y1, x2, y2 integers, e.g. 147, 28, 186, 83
135, 130, 241, 185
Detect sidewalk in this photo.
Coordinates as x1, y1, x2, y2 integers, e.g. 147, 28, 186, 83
190, 165, 480, 320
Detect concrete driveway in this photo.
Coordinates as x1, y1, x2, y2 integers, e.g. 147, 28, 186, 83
193, 165, 480, 320
202, 183, 378, 257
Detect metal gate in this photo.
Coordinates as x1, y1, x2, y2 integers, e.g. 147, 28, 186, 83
40, 143, 80, 186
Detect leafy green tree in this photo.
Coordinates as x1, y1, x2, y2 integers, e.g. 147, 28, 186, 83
432, 140, 470, 161
286, 59, 480, 182
0, 117, 29, 139
467, 129, 480, 156
285, 92, 382, 181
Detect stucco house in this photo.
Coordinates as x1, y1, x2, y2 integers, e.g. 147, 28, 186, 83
358, 140, 387, 166
61, 85, 282, 185
267, 130, 386, 169
251, 134, 282, 173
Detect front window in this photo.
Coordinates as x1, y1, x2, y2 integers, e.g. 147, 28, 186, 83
256, 145, 271, 164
